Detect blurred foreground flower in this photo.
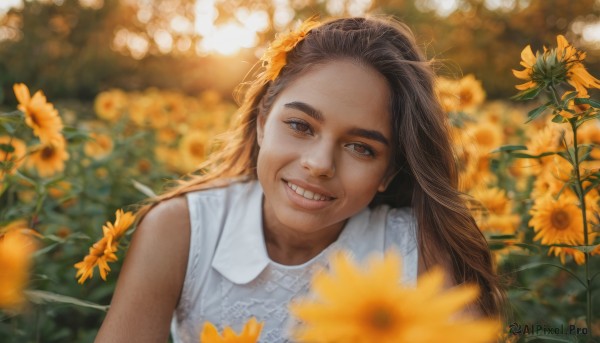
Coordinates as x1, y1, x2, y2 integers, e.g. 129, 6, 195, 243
0, 221, 37, 311
200, 317, 263, 343
74, 209, 135, 284
13, 83, 64, 145
289, 251, 500, 343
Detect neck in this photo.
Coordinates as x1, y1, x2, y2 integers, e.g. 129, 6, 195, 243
261, 199, 346, 266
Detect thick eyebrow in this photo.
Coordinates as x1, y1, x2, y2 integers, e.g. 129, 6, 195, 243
284, 101, 324, 122
348, 128, 390, 146
284, 101, 389, 146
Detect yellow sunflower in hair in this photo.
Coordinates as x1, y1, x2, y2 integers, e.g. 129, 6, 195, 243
261, 18, 321, 81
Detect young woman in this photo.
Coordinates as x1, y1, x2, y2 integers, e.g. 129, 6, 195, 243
95, 16, 504, 343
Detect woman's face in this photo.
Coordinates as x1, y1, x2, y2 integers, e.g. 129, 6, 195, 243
257, 59, 393, 235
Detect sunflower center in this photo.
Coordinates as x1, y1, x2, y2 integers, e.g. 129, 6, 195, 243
189, 142, 204, 157
459, 90, 473, 106
475, 130, 494, 147
30, 110, 42, 127
41, 146, 55, 160
366, 306, 395, 331
551, 210, 571, 230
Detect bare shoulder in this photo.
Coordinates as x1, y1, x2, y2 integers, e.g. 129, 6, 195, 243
139, 196, 191, 237
95, 196, 191, 343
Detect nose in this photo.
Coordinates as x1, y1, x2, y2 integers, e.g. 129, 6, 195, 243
300, 143, 336, 178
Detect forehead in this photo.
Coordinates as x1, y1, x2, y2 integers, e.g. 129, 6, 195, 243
272, 60, 392, 133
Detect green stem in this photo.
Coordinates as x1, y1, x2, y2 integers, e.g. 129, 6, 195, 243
549, 84, 562, 108
570, 121, 592, 335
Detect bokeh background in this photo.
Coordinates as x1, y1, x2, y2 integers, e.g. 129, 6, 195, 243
1, 0, 599, 103
1, 0, 600, 342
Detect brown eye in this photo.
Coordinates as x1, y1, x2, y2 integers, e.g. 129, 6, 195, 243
347, 143, 375, 157
285, 120, 313, 135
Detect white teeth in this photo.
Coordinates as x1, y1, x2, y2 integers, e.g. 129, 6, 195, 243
287, 181, 330, 201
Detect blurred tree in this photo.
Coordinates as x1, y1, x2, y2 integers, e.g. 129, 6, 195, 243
0, 0, 598, 103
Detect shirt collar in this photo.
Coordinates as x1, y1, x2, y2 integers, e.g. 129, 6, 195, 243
211, 180, 384, 285
212, 180, 268, 284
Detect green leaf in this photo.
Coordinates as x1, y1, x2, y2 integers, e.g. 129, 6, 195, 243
131, 179, 157, 198
574, 97, 600, 108
32, 242, 60, 258
0, 143, 15, 153
525, 101, 553, 123
487, 234, 518, 240
511, 151, 556, 159
561, 91, 579, 104
25, 290, 110, 312
62, 126, 92, 144
512, 85, 543, 101
509, 262, 585, 288
490, 145, 528, 153
551, 114, 566, 123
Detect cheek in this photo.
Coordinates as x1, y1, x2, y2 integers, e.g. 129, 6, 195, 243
337, 158, 389, 193
257, 127, 299, 172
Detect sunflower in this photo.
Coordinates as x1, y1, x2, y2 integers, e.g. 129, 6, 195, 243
0, 136, 27, 178
455, 145, 496, 193
74, 209, 135, 284
513, 35, 600, 96
556, 35, 600, 96
559, 92, 593, 119
126, 93, 151, 127
0, 222, 37, 311
530, 168, 567, 200
26, 136, 69, 178
200, 317, 263, 343
83, 132, 114, 160
261, 18, 321, 81
463, 120, 504, 155
470, 187, 520, 235
512, 44, 538, 91
289, 251, 500, 343
13, 83, 64, 145
178, 132, 209, 172
157, 126, 180, 144
529, 194, 585, 245
470, 187, 512, 215
162, 92, 187, 124
456, 74, 486, 110
94, 89, 127, 122
578, 121, 600, 160
549, 246, 586, 265
436, 77, 460, 113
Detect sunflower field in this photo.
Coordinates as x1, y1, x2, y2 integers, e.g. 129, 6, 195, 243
1, 0, 600, 342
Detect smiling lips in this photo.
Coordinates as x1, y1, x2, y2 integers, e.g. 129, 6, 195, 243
286, 181, 333, 201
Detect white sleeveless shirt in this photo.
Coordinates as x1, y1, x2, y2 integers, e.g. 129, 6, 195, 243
170, 180, 418, 343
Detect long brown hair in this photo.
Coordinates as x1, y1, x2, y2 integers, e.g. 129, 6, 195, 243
137, 16, 504, 318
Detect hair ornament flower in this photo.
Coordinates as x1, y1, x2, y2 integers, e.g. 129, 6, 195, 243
261, 17, 322, 81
